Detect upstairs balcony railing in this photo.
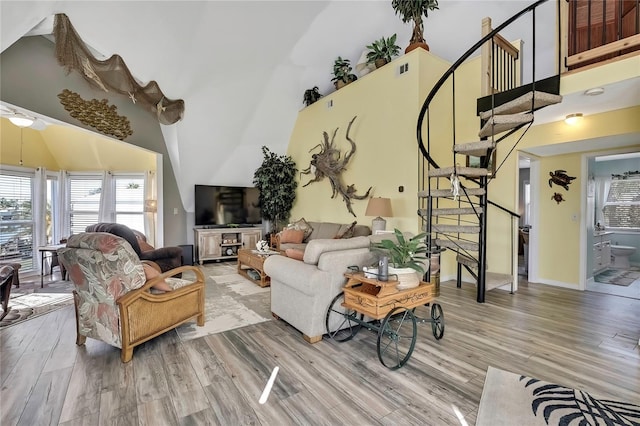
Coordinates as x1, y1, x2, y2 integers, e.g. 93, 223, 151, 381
563, 0, 640, 70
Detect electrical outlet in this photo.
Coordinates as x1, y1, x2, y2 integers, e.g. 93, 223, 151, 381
173, 207, 178, 215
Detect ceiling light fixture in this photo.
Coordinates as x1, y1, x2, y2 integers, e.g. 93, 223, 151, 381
584, 87, 605, 96
564, 113, 583, 125
8, 113, 35, 128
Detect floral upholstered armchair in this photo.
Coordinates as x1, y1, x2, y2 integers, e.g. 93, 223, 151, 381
57, 232, 205, 362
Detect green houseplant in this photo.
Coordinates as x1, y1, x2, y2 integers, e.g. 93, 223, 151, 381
252, 146, 298, 233
331, 56, 358, 89
391, 0, 439, 53
373, 228, 428, 289
366, 34, 401, 68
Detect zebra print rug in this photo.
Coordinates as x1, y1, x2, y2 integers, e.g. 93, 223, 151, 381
476, 366, 640, 425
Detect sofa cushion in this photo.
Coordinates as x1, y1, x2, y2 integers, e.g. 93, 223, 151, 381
280, 229, 305, 244
303, 236, 371, 265
285, 248, 305, 260
335, 221, 357, 239
307, 222, 342, 241
288, 218, 314, 241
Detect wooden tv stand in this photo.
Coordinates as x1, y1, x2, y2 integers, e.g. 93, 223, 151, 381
194, 226, 262, 264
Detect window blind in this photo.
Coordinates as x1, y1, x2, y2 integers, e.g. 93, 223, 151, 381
603, 178, 640, 229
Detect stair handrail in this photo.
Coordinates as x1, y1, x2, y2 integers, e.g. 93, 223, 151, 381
488, 200, 520, 218
416, 0, 549, 168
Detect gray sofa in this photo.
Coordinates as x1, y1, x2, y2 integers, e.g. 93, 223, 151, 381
264, 236, 376, 343
274, 221, 371, 252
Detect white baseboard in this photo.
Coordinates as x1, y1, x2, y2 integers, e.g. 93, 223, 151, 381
535, 278, 580, 289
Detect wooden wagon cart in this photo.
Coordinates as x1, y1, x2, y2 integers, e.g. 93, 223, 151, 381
325, 272, 444, 370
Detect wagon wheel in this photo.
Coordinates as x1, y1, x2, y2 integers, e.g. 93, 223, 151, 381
431, 303, 445, 340
376, 307, 417, 370
326, 293, 363, 342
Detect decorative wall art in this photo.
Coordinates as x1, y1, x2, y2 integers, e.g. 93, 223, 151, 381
548, 169, 576, 190
58, 89, 133, 140
300, 116, 372, 216
551, 192, 565, 204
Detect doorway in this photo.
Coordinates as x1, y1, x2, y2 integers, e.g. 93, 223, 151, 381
584, 150, 640, 300
517, 152, 539, 283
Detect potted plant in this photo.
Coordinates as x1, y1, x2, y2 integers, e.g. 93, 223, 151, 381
391, 0, 439, 53
372, 228, 428, 289
366, 34, 401, 68
331, 56, 358, 90
252, 146, 298, 234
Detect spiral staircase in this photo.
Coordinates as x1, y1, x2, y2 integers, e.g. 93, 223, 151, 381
417, 0, 563, 303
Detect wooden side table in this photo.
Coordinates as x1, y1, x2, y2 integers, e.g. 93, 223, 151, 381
38, 244, 66, 288
237, 248, 280, 287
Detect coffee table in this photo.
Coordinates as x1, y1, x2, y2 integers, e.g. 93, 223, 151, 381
237, 248, 280, 287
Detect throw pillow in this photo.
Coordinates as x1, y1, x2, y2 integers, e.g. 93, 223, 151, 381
285, 248, 304, 261
289, 217, 314, 241
335, 221, 357, 239
279, 229, 305, 244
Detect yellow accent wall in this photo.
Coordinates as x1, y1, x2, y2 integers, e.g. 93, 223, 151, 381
287, 49, 451, 233
537, 153, 583, 285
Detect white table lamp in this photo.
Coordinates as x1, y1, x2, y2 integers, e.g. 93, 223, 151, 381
365, 197, 393, 233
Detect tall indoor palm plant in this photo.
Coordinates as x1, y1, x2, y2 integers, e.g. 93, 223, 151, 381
391, 0, 439, 52
253, 146, 298, 233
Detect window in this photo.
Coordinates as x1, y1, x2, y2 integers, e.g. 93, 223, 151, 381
114, 176, 144, 233
603, 178, 640, 229
46, 175, 58, 244
69, 177, 102, 235
0, 171, 34, 270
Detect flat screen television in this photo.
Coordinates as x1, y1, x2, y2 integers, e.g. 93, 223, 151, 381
194, 185, 261, 227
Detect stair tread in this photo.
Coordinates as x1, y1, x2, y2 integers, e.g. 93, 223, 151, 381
418, 187, 486, 198
425, 207, 477, 216
432, 224, 480, 234
478, 113, 533, 138
454, 140, 496, 157
435, 239, 479, 251
429, 166, 490, 178
485, 272, 513, 291
479, 91, 562, 119
457, 253, 478, 266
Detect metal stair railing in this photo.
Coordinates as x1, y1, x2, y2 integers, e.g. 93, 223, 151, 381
418, 0, 554, 303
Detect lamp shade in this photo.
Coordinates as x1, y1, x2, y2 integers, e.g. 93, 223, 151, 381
365, 197, 392, 218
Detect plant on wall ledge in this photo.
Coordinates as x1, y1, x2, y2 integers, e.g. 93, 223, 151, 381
331, 56, 358, 90
366, 34, 401, 68
391, 0, 439, 53
253, 146, 298, 232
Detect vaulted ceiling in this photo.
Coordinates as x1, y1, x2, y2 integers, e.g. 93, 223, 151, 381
2, 1, 635, 211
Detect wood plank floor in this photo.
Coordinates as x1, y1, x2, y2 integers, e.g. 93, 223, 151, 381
1, 278, 639, 425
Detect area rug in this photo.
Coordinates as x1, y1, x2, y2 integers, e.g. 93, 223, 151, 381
175, 272, 271, 342
594, 267, 640, 286
0, 286, 74, 328
476, 366, 640, 425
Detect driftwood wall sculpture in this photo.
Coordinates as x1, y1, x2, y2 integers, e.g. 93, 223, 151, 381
300, 116, 372, 216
